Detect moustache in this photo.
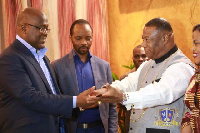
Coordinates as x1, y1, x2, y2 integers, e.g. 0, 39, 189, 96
80, 46, 88, 49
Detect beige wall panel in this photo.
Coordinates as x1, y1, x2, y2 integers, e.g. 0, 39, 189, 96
43, 0, 60, 62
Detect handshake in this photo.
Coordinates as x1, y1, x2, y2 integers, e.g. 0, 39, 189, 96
76, 83, 123, 108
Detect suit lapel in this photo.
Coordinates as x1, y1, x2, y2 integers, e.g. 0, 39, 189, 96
90, 56, 98, 88
43, 56, 61, 94
13, 40, 53, 94
90, 55, 104, 111
68, 51, 79, 95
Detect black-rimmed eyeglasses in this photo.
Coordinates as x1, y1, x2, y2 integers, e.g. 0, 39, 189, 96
25, 23, 50, 34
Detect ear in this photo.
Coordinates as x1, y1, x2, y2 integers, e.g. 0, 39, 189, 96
69, 35, 72, 41
163, 33, 170, 44
21, 25, 26, 33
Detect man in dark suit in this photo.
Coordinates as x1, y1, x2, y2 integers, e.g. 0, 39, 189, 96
0, 8, 96, 133
51, 19, 118, 133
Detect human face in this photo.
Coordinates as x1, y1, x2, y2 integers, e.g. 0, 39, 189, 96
133, 47, 147, 69
142, 26, 164, 59
192, 30, 200, 66
25, 14, 49, 50
70, 24, 92, 56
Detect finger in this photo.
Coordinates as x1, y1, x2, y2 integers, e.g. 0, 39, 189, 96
96, 94, 102, 97
90, 89, 101, 96
87, 86, 95, 94
101, 90, 112, 97
95, 88, 107, 95
86, 96, 101, 103
86, 96, 96, 103
106, 83, 110, 88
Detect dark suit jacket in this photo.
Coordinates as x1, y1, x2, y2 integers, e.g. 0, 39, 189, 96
51, 50, 118, 133
0, 40, 73, 133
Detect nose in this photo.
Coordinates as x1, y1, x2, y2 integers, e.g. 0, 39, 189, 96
141, 41, 146, 48
192, 44, 195, 52
42, 30, 48, 36
41, 28, 50, 35
80, 39, 87, 45
139, 56, 144, 61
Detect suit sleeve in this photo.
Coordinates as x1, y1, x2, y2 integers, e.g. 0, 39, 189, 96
0, 54, 73, 118
107, 63, 118, 132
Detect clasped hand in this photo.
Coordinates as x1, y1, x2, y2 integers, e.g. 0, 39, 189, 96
76, 83, 123, 109
87, 83, 123, 103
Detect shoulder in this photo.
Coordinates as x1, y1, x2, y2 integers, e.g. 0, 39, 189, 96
169, 50, 195, 69
0, 42, 22, 63
91, 55, 109, 65
1, 40, 18, 55
168, 62, 195, 71
51, 53, 70, 66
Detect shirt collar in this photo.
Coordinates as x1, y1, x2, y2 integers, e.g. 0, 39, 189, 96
72, 49, 92, 60
16, 35, 47, 58
155, 45, 178, 64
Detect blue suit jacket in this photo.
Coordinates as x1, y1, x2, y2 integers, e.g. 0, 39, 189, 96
51, 50, 118, 133
0, 40, 73, 133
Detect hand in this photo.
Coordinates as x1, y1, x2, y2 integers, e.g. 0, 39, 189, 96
89, 86, 108, 97
86, 84, 109, 103
82, 103, 99, 109
76, 86, 100, 107
87, 83, 123, 103
101, 83, 123, 103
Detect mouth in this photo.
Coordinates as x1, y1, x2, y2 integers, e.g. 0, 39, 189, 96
40, 37, 47, 43
193, 52, 198, 58
80, 46, 88, 50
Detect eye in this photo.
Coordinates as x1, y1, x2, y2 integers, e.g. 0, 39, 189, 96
75, 37, 81, 40
141, 54, 146, 58
146, 38, 150, 42
142, 38, 150, 42
86, 36, 92, 41
194, 43, 200, 47
134, 55, 140, 59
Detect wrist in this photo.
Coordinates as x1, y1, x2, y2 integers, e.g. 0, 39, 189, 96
121, 92, 128, 104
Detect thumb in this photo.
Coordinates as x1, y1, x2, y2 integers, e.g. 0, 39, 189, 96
87, 86, 95, 94
106, 83, 110, 88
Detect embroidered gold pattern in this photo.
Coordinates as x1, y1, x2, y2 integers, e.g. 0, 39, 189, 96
184, 73, 200, 132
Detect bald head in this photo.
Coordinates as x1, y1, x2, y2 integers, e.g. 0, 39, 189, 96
16, 7, 49, 50
17, 7, 45, 26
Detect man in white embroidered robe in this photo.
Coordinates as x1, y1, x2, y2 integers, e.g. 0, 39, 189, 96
88, 18, 195, 133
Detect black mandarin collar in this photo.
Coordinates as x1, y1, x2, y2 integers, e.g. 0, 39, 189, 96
155, 45, 178, 64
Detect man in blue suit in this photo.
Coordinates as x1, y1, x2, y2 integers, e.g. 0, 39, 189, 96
51, 19, 118, 133
0, 8, 96, 133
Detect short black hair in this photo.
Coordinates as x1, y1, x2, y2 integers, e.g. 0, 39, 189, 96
145, 18, 173, 32
133, 45, 143, 53
70, 19, 93, 36
134, 45, 142, 49
193, 24, 200, 32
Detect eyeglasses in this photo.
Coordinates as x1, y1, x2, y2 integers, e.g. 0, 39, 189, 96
25, 23, 50, 34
